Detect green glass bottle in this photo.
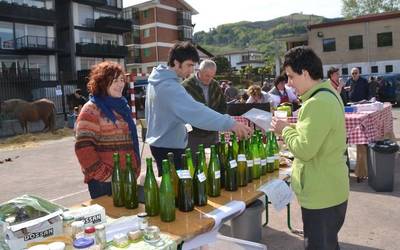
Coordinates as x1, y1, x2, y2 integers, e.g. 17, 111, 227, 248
144, 158, 160, 216
177, 154, 194, 212
230, 133, 239, 160
245, 138, 253, 183
112, 153, 124, 207
207, 145, 221, 197
124, 153, 138, 209
272, 133, 280, 170
167, 152, 179, 206
266, 132, 275, 173
226, 143, 238, 191
198, 144, 208, 175
258, 133, 267, 175
237, 140, 248, 187
159, 159, 176, 222
218, 141, 227, 188
193, 152, 207, 206
185, 148, 195, 178
251, 134, 261, 179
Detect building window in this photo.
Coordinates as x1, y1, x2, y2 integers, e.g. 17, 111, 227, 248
371, 66, 378, 73
349, 35, 363, 50
0, 21, 14, 49
385, 65, 393, 73
342, 68, 348, 76
143, 10, 149, 18
322, 38, 336, 52
144, 29, 150, 38
143, 48, 151, 57
357, 67, 362, 74
377, 32, 393, 47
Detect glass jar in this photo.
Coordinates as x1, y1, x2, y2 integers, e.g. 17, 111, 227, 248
71, 221, 85, 240
84, 226, 96, 244
143, 226, 161, 244
62, 214, 74, 238
94, 224, 106, 249
73, 237, 94, 250
137, 212, 148, 231
112, 233, 129, 248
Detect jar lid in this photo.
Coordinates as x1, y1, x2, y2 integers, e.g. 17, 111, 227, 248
48, 242, 66, 250
84, 226, 96, 234
73, 237, 94, 248
71, 221, 84, 227
95, 224, 105, 230
137, 212, 147, 218
62, 213, 74, 221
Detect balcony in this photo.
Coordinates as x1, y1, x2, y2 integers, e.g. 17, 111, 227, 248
14, 35, 56, 54
126, 56, 141, 64
178, 29, 193, 41
73, 0, 107, 7
0, 1, 56, 25
75, 42, 128, 58
94, 16, 132, 34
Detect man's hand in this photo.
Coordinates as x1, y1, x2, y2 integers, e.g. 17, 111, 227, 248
230, 122, 252, 139
270, 117, 290, 135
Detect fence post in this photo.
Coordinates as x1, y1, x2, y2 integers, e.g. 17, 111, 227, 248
60, 71, 67, 122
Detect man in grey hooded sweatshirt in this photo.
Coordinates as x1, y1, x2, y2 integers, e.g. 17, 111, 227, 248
145, 42, 251, 175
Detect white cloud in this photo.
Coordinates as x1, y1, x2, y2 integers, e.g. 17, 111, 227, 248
123, 0, 343, 32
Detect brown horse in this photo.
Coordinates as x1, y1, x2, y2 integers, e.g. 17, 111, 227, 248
0, 98, 56, 133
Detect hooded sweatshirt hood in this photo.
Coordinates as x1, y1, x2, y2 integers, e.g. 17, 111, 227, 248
145, 65, 234, 149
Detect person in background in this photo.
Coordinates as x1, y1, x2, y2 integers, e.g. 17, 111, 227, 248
268, 75, 299, 108
262, 80, 272, 92
345, 68, 370, 102
271, 46, 349, 250
145, 42, 251, 175
327, 66, 348, 105
246, 85, 271, 104
224, 81, 240, 102
75, 61, 140, 199
74, 89, 87, 113
220, 80, 228, 93
368, 76, 379, 99
182, 59, 227, 150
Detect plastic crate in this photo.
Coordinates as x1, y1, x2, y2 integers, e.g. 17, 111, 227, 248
204, 234, 267, 250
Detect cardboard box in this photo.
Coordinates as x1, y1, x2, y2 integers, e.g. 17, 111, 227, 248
64, 204, 106, 227
5, 210, 63, 250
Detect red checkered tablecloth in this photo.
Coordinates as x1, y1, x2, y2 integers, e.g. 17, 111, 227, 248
222, 103, 393, 145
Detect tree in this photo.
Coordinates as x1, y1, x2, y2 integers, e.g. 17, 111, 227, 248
342, 0, 400, 17
213, 56, 231, 74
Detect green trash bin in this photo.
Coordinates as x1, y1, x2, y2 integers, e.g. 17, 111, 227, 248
367, 140, 399, 192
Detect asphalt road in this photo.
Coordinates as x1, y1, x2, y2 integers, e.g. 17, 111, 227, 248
0, 108, 399, 249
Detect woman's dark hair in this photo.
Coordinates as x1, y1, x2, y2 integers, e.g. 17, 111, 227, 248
168, 41, 200, 67
327, 67, 339, 79
274, 75, 287, 87
87, 61, 124, 96
283, 46, 323, 80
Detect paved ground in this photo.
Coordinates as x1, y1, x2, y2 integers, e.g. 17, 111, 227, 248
0, 108, 399, 249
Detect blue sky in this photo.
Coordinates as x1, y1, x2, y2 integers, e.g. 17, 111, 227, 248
123, 0, 344, 32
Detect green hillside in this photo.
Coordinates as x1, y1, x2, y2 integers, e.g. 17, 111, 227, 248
194, 13, 341, 63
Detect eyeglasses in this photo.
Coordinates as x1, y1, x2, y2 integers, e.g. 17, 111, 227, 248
351, 72, 358, 75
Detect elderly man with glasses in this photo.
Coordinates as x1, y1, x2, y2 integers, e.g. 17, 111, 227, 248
345, 68, 370, 102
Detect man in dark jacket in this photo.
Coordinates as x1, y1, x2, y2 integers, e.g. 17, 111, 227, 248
345, 68, 370, 102
182, 59, 227, 151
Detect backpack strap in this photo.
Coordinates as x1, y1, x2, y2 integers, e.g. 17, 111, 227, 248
309, 88, 341, 104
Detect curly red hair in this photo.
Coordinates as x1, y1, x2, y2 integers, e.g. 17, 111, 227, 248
87, 61, 125, 96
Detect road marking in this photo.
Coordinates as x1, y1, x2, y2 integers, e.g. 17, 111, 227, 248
50, 189, 88, 202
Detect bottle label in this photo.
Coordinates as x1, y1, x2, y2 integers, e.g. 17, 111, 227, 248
237, 154, 246, 162
254, 158, 261, 165
261, 159, 267, 165
197, 172, 206, 182
229, 160, 237, 169
215, 170, 221, 179
267, 157, 275, 163
177, 170, 192, 179
247, 160, 253, 167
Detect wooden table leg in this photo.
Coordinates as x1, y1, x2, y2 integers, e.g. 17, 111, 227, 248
355, 144, 368, 178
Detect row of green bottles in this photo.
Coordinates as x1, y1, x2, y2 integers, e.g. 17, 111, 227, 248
194, 152, 208, 206
178, 154, 194, 212
159, 159, 175, 222
144, 158, 160, 216
112, 153, 138, 209
237, 140, 248, 187
208, 145, 221, 197
225, 143, 238, 191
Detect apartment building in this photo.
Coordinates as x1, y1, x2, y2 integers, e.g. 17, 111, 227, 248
221, 49, 265, 71
123, 0, 198, 74
55, 0, 130, 80
0, 0, 57, 76
281, 11, 400, 77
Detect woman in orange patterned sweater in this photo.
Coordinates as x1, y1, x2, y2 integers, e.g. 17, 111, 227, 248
75, 61, 140, 199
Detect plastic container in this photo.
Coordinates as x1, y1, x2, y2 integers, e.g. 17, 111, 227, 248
206, 234, 267, 250
48, 242, 66, 250
367, 140, 399, 192
27, 245, 50, 250
230, 199, 264, 242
